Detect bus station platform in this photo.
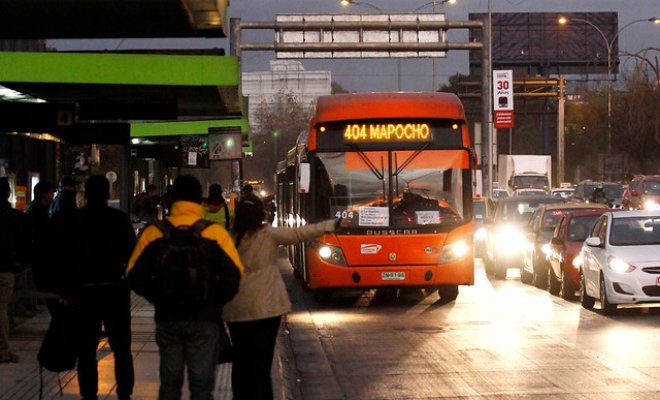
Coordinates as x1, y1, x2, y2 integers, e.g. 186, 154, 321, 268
0, 295, 288, 400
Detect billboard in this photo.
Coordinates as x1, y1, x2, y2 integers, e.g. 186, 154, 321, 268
275, 14, 447, 59
469, 12, 618, 76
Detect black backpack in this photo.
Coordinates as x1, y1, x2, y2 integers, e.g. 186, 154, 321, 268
151, 219, 215, 312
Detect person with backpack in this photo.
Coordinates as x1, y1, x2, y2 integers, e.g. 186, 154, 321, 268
223, 194, 341, 399
55, 175, 137, 400
127, 175, 243, 400
204, 183, 232, 229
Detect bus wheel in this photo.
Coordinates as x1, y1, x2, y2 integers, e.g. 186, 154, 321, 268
313, 288, 334, 303
438, 285, 459, 302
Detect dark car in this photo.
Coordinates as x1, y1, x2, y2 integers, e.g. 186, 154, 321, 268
621, 175, 660, 210
484, 196, 561, 279
573, 180, 624, 208
546, 209, 611, 300
522, 203, 607, 289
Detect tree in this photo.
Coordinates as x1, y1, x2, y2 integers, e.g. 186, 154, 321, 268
331, 81, 350, 94
245, 91, 309, 190
565, 61, 660, 179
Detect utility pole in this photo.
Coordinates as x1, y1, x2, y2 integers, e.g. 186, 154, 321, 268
557, 76, 566, 185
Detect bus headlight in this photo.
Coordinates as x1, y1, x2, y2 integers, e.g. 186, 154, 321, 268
315, 244, 347, 266
439, 240, 469, 263
474, 227, 487, 241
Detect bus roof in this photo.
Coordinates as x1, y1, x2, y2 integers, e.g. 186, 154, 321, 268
312, 92, 466, 124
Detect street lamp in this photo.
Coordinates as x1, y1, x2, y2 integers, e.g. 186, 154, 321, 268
558, 16, 660, 155
412, 0, 457, 12
339, 0, 383, 12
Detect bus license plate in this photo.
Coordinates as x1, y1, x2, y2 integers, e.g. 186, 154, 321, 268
381, 272, 405, 281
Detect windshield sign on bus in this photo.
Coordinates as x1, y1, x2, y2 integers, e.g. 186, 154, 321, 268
343, 123, 433, 143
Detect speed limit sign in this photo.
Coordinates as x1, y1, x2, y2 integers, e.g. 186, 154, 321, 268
493, 70, 514, 128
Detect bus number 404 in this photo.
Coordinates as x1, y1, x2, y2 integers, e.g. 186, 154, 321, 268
336, 211, 355, 219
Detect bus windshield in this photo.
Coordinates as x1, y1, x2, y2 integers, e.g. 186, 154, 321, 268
315, 150, 466, 229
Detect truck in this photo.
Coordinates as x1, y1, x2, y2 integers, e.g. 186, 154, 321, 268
498, 155, 552, 196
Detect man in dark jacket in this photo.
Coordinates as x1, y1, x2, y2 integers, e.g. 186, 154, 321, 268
25, 181, 56, 296
127, 175, 243, 400
57, 175, 136, 400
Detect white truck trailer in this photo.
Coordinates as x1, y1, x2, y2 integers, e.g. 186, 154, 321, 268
498, 155, 552, 196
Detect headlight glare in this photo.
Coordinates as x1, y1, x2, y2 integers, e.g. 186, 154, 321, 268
474, 227, 487, 241
318, 246, 332, 259
608, 257, 635, 273
440, 240, 469, 263
643, 200, 660, 210
315, 243, 347, 266
572, 254, 583, 269
541, 243, 551, 256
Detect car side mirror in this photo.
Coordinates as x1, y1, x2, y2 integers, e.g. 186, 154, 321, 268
585, 237, 601, 247
551, 237, 563, 245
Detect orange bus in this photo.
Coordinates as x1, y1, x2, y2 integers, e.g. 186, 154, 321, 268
276, 92, 475, 301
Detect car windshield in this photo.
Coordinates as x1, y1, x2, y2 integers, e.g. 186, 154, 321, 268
643, 181, 660, 195
542, 210, 568, 230
512, 175, 548, 190
315, 150, 467, 229
493, 190, 508, 198
552, 189, 573, 199
500, 198, 558, 221
568, 215, 600, 241
610, 217, 660, 246
585, 183, 624, 198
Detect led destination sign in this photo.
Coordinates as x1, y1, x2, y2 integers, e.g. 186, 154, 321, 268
343, 123, 432, 143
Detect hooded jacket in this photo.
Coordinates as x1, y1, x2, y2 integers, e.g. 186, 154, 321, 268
127, 201, 244, 322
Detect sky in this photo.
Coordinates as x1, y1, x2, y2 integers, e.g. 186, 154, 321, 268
50, 0, 660, 92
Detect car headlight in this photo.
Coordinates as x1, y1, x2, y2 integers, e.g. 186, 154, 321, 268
495, 226, 525, 252
474, 227, 487, 241
315, 243, 347, 266
440, 240, 469, 263
643, 200, 660, 210
541, 243, 551, 256
608, 257, 635, 273
572, 254, 583, 269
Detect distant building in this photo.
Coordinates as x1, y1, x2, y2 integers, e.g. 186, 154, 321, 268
242, 60, 331, 135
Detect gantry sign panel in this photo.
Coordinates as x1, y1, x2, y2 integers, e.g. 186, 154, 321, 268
275, 14, 447, 59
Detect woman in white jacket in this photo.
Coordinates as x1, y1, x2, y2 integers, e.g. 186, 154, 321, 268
223, 194, 338, 399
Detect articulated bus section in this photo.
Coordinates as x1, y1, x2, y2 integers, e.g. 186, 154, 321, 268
276, 92, 475, 300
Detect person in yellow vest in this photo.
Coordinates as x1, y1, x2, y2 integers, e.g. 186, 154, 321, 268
204, 184, 233, 229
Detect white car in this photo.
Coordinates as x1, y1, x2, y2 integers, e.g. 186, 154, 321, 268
579, 210, 660, 314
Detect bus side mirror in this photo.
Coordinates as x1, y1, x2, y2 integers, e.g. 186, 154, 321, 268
299, 163, 311, 194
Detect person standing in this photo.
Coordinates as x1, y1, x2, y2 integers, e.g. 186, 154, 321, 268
203, 184, 232, 229
223, 194, 340, 399
25, 181, 56, 297
49, 176, 79, 218
57, 175, 136, 400
132, 184, 159, 223
0, 177, 25, 363
127, 175, 243, 400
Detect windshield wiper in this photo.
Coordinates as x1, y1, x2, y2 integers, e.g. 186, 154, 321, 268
393, 143, 430, 176
356, 151, 386, 201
